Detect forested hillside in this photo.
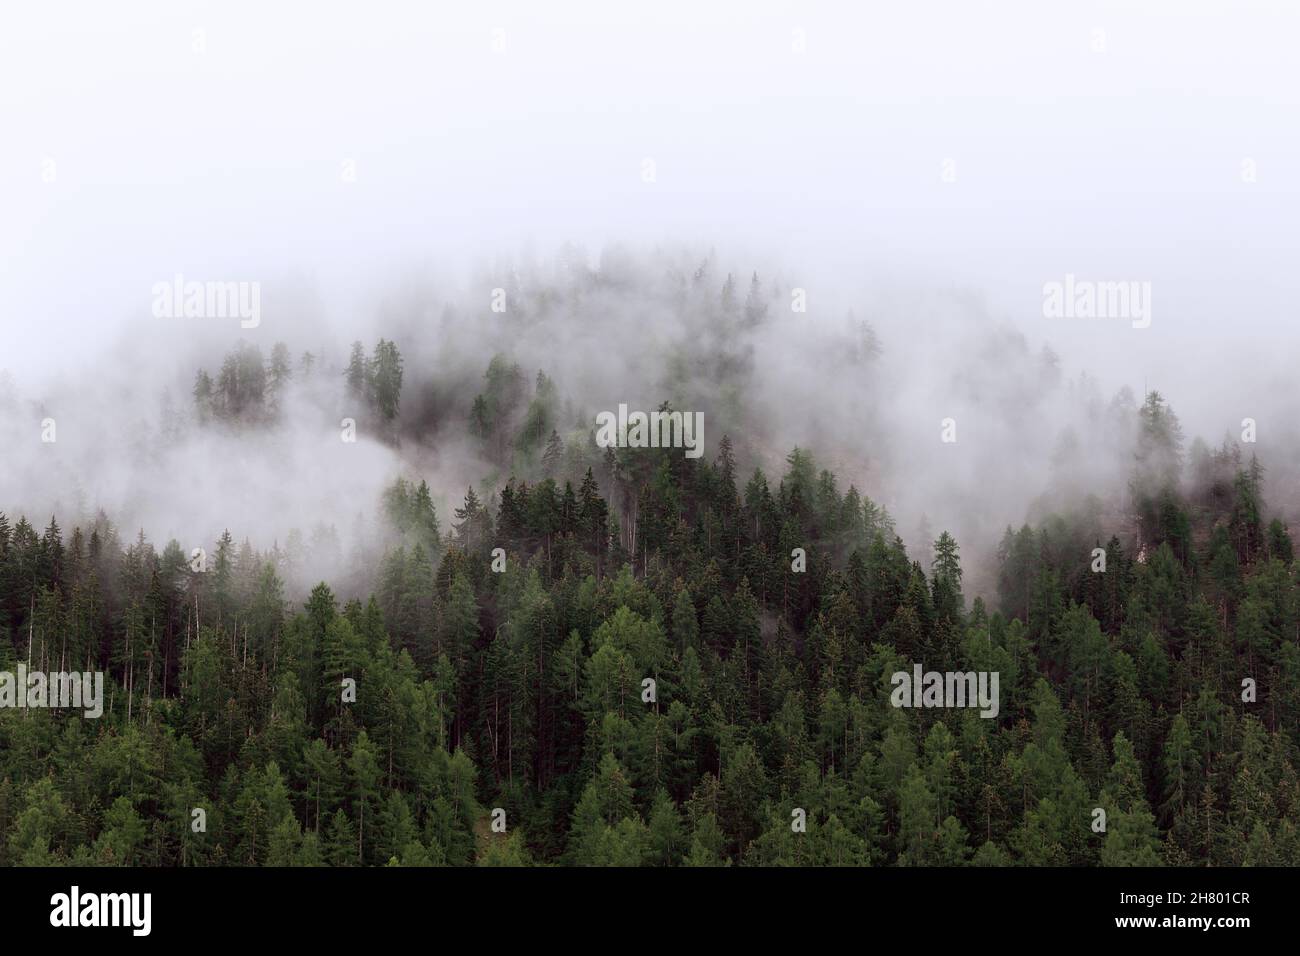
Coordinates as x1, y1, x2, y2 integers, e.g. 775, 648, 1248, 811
2, 346, 1297, 865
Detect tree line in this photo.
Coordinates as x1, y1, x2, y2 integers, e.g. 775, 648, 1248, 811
1, 386, 1297, 866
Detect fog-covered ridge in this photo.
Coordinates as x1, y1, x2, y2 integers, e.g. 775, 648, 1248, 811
2, 244, 1293, 602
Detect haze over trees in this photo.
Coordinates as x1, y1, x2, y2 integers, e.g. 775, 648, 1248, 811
2, 291, 1297, 864
0, 248, 1294, 868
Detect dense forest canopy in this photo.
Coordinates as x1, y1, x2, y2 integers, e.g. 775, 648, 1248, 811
1, 258, 1297, 865
14, 246, 1296, 607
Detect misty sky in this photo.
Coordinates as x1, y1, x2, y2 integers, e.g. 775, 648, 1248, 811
3, 1, 1299, 575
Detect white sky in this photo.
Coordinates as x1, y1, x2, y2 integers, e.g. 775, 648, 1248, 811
2, 0, 1297, 429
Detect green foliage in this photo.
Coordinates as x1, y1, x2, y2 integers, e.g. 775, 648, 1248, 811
1, 387, 1296, 868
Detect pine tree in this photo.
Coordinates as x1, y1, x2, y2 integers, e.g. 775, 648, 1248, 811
345, 341, 368, 399
370, 339, 404, 421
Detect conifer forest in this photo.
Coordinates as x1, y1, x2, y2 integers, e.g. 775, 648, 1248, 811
3, 4, 1296, 887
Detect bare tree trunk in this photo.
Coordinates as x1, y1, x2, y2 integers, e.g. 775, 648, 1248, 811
25, 606, 33, 720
